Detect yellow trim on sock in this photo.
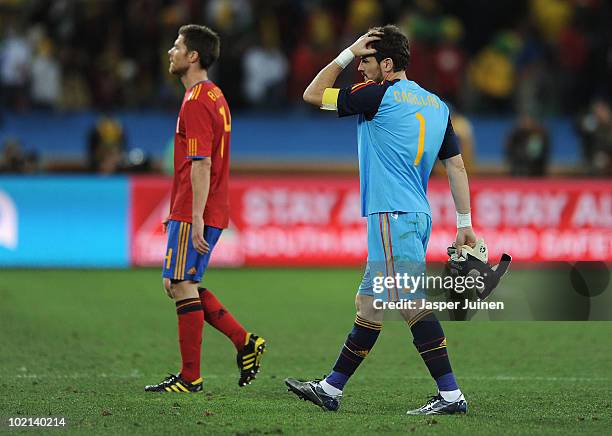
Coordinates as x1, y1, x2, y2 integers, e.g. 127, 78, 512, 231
355, 315, 383, 330
420, 344, 447, 355
408, 310, 433, 328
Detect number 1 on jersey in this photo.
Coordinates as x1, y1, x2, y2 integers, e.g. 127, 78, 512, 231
218, 106, 231, 132
218, 106, 231, 158
414, 112, 425, 166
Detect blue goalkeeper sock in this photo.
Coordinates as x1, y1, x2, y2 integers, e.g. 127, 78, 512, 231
324, 315, 382, 392
324, 371, 348, 392
409, 311, 459, 393
436, 372, 459, 392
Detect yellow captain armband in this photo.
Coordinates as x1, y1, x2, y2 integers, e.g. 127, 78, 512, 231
321, 88, 340, 111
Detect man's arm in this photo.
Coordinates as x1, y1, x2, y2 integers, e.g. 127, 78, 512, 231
303, 62, 344, 106
303, 32, 381, 107
191, 157, 211, 254
441, 154, 477, 248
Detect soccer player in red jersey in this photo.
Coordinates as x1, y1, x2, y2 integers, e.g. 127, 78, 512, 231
145, 25, 265, 393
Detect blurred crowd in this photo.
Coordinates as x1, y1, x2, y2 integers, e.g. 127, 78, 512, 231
1, 0, 611, 176
1, 0, 611, 114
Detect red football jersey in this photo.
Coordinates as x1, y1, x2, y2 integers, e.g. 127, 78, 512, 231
168, 80, 230, 228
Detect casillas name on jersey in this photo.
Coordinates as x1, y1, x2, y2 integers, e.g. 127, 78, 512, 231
321, 79, 459, 217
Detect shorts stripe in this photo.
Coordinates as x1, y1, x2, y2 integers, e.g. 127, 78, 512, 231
382, 214, 391, 299
379, 214, 391, 301
183, 223, 192, 278
382, 214, 390, 300
179, 223, 190, 279
174, 223, 183, 280
181, 223, 189, 279
385, 214, 398, 301
176, 223, 188, 280
175, 223, 182, 280
378, 215, 389, 301
180, 223, 188, 279
380, 213, 398, 301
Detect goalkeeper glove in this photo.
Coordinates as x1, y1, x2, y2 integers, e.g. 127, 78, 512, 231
446, 239, 512, 300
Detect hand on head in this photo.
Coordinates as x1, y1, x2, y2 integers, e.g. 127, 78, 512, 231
349, 31, 383, 57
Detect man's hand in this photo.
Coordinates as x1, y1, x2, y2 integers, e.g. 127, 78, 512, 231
348, 31, 382, 57
455, 227, 477, 253
191, 215, 210, 255
162, 218, 169, 234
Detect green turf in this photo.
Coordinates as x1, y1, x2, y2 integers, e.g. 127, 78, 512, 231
1, 268, 611, 435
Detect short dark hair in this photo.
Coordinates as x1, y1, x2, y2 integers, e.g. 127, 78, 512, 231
369, 25, 410, 72
178, 24, 220, 70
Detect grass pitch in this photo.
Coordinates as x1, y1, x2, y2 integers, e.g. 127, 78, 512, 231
1, 268, 611, 435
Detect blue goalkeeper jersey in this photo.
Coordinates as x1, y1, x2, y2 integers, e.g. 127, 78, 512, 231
329, 79, 459, 217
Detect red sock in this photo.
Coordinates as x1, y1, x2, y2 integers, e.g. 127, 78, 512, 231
176, 298, 204, 382
198, 288, 247, 351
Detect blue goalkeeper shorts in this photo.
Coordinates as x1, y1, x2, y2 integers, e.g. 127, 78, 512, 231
162, 220, 222, 283
358, 212, 431, 302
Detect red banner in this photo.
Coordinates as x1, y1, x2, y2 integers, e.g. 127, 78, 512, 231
130, 176, 612, 266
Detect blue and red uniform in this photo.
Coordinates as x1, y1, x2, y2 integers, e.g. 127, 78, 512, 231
163, 80, 231, 282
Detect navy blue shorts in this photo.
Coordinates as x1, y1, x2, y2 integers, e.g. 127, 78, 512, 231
162, 220, 223, 283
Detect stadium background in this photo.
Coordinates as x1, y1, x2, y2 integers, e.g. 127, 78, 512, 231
1, 0, 611, 434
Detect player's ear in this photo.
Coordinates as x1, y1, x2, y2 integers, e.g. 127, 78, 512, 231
382, 58, 393, 73
188, 50, 200, 64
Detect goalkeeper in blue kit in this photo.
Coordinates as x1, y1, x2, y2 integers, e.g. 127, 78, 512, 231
285, 25, 477, 415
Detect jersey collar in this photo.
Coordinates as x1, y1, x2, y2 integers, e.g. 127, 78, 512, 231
188, 79, 210, 90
